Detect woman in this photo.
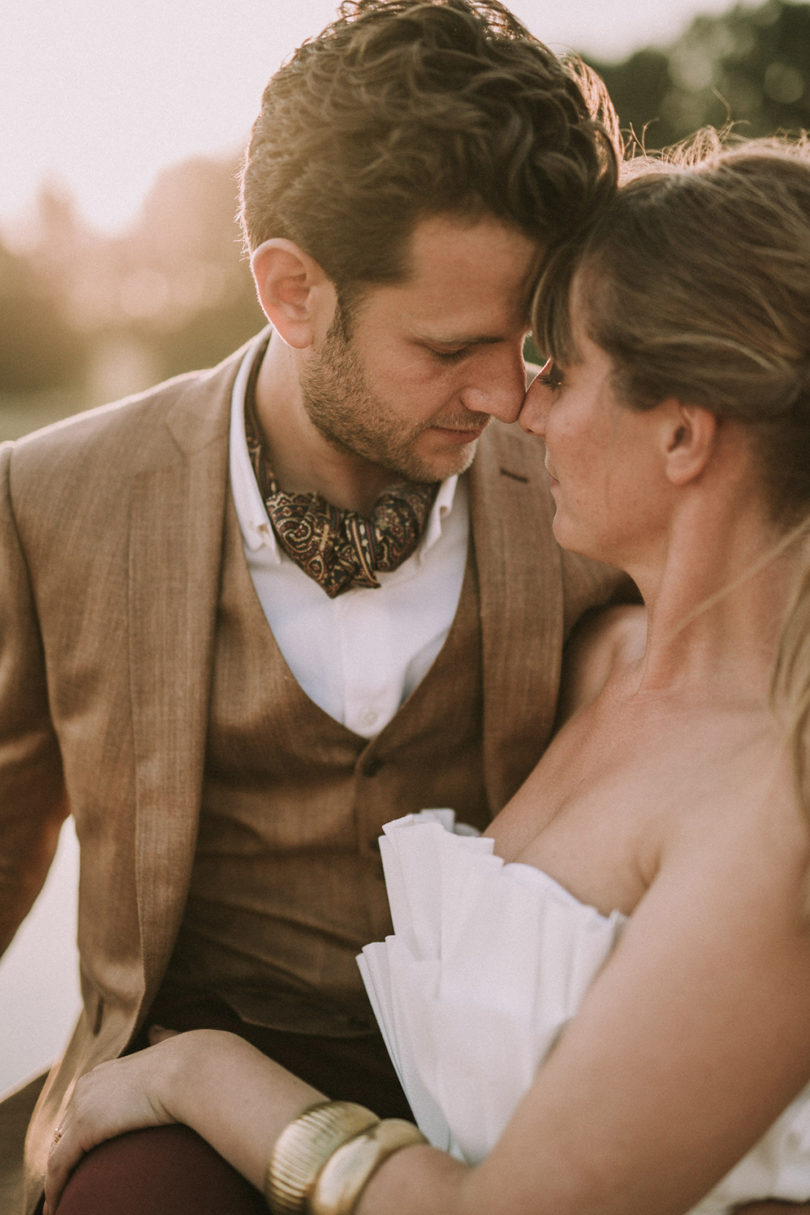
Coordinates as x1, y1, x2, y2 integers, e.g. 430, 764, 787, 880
44, 135, 810, 1215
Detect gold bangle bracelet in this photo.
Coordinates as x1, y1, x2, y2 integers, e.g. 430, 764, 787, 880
265, 1100, 380, 1215
308, 1118, 428, 1215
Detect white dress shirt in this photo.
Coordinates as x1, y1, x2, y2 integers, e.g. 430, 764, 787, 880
228, 336, 469, 739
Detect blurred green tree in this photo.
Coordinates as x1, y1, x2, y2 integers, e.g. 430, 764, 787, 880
589, 0, 810, 148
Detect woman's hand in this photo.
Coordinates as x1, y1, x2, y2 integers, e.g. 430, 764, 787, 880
43, 1027, 325, 1213
43, 1027, 180, 1213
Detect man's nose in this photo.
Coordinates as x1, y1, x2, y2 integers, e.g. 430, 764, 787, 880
459, 341, 527, 423
518, 361, 552, 435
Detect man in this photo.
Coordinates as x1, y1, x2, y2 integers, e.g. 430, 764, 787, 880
0, 1, 625, 1209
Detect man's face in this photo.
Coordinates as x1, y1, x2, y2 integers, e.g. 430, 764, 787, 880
300, 214, 543, 485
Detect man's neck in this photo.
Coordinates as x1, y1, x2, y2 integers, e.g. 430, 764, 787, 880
253, 334, 400, 515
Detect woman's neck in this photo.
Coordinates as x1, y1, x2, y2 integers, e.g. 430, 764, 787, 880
625, 496, 803, 703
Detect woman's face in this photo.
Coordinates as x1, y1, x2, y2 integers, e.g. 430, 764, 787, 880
519, 313, 667, 566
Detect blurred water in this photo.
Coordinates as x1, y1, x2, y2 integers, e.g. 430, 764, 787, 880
0, 822, 81, 1094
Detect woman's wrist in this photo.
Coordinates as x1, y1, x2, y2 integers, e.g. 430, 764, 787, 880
156, 1029, 326, 1191
264, 1099, 434, 1215
153, 1029, 245, 1128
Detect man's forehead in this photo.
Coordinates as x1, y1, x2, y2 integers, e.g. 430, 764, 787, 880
372, 214, 542, 323
405, 212, 542, 275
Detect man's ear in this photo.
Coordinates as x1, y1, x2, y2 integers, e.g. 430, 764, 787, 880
250, 238, 336, 349
661, 401, 718, 486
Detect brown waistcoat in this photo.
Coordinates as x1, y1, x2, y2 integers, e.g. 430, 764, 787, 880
164, 495, 489, 1034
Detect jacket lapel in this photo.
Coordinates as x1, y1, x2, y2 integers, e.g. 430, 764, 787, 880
128, 349, 243, 1000
469, 421, 564, 812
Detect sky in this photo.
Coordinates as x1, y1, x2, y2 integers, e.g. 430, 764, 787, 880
1, 0, 742, 241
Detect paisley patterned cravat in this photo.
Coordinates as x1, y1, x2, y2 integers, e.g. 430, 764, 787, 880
244, 363, 438, 599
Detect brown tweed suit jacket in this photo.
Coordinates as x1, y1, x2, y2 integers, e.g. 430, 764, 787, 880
0, 334, 626, 1213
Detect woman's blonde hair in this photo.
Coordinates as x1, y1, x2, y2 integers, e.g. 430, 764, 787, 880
533, 131, 810, 849
771, 545, 810, 875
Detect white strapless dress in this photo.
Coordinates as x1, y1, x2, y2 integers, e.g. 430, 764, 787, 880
357, 811, 810, 1215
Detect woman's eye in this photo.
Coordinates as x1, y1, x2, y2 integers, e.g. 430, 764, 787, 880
537, 361, 564, 390
432, 347, 469, 363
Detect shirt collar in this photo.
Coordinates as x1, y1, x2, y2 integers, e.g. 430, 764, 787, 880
230, 335, 279, 556
229, 333, 460, 564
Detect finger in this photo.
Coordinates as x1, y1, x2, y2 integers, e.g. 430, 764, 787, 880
44, 1121, 85, 1214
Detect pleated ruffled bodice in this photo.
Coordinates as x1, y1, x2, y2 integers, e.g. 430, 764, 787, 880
358, 811, 810, 1214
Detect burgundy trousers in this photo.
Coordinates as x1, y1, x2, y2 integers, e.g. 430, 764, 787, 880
54, 1124, 267, 1215
47, 993, 411, 1214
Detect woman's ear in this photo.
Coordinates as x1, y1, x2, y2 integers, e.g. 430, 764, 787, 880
250, 238, 336, 349
661, 401, 718, 486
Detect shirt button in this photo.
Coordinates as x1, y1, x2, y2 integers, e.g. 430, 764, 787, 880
361, 708, 379, 728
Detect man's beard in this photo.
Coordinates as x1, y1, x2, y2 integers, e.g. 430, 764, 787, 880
299, 319, 480, 487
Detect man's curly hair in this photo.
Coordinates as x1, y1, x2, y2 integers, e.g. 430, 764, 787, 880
240, 0, 619, 301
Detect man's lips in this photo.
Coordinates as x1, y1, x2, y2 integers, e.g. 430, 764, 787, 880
430, 418, 490, 444
431, 425, 486, 443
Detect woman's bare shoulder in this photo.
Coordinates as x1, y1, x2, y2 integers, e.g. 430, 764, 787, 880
557, 604, 647, 726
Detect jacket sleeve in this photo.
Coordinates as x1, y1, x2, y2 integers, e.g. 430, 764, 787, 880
0, 444, 67, 956
559, 550, 639, 643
